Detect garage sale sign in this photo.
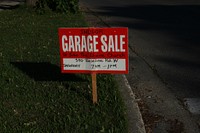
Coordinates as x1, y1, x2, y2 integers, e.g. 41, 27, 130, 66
58, 28, 128, 74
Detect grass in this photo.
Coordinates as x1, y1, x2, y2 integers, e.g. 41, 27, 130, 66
0, 6, 128, 132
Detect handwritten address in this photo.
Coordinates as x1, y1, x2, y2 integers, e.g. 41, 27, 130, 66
63, 58, 126, 71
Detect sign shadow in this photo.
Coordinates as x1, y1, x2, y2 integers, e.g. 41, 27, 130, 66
11, 62, 86, 82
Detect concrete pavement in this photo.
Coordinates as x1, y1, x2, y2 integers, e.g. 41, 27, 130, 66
0, 0, 24, 11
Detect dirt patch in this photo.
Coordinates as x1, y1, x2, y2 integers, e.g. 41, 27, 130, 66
137, 99, 184, 133
167, 119, 184, 133
137, 99, 163, 133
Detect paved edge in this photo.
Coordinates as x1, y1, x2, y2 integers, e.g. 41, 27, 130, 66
0, 1, 20, 7
79, 3, 146, 132
0, 1, 24, 11
115, 75, 146, 133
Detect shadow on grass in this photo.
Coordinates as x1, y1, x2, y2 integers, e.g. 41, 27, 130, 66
11, 62, 86, 82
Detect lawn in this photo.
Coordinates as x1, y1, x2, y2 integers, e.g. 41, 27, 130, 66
0, 6, 128, 132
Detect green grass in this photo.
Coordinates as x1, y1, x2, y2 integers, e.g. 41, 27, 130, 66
0, 6, 128, 132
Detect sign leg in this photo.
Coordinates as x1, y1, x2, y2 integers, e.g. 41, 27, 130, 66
92, 73, 97, 104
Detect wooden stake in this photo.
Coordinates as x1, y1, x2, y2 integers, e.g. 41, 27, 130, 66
92, 73, 97, 104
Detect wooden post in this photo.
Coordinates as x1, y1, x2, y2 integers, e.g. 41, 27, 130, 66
92, 73, 97, 104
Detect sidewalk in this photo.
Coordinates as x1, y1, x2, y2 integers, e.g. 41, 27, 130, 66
0, 0, 24, 11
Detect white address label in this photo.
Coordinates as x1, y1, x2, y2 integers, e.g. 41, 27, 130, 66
63, 58, 126, 71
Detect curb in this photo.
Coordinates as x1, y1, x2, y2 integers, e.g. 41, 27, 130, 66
115, 75, 146, 133
80, 3, 146, 133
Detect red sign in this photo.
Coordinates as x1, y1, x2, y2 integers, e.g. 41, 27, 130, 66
58, 27, 128, 73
